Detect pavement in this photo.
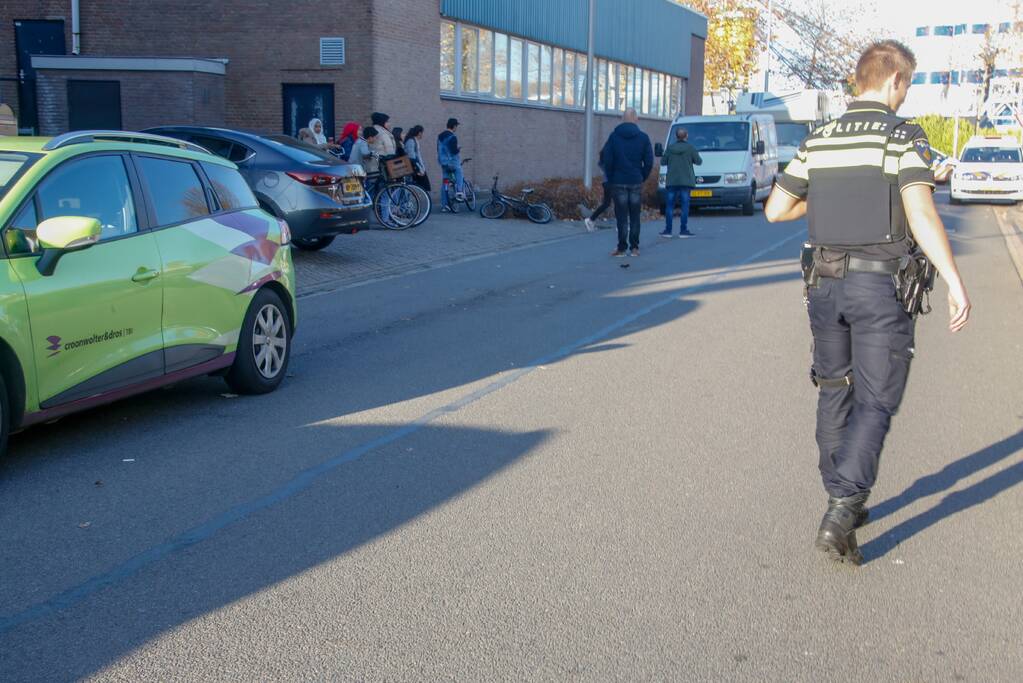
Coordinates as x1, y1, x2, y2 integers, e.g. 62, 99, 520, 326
293, 210, 590, 296
1, 193, 1021, 681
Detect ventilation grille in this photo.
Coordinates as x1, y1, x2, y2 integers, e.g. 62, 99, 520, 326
320, 37, 345, 66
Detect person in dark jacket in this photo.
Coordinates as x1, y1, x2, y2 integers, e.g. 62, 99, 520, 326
661, 127, 703, 238
601, 109, 654, 256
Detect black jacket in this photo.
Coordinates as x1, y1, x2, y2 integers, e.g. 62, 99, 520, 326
601, 123, 653, 186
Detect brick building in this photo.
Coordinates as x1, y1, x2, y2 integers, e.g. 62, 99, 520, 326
1, 0, 706, 185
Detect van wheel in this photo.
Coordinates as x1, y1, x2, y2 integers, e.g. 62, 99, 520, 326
226, 288, 292, 395
0, 372, 9, 461
742, 185, 756, 216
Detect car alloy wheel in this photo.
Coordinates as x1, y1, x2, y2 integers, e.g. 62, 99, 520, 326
252, 303, 287, 379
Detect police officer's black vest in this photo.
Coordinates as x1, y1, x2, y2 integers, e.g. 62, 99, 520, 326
807, 114, 911, 249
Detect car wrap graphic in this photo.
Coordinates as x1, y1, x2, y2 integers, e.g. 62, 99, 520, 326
45, 336, 62, 357
180, 211, 286, 294
45, 329, 135, 357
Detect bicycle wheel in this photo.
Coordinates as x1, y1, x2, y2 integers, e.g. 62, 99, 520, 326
527, 203, 554, 224
375, 184, 420, 229
462, 180, 477, 211
480, 199, 507, 219
409, 184, 432, 227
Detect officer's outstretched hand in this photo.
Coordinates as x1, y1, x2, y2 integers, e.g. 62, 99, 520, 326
947, 281, 971, 333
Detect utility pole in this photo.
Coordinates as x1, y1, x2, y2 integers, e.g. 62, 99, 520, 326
583, 0, 596, 189
764, 0, 773, 92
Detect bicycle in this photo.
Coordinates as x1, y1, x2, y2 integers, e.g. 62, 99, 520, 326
441, 158, 476, 213
369, 156, 423, 230
479, 175, 554, 224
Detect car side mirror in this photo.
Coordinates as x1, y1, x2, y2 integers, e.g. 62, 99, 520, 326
654, 143, 664, 157
755, 140, 766, 156
35, 216, 101, 276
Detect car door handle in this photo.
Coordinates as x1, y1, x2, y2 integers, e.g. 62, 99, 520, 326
131, 268, 161, 283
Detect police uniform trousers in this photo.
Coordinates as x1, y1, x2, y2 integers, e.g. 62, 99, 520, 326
807, 272, 916, 498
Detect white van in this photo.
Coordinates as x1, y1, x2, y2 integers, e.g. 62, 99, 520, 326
657, 113, 779, 215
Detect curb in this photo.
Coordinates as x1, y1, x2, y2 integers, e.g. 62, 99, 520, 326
993, 205, 1023, 286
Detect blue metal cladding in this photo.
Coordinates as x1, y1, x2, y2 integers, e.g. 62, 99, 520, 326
439, 0, 707, 78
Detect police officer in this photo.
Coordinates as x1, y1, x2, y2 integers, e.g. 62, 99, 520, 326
765, 40, 971, 565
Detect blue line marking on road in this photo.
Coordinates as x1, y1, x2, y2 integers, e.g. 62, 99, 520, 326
0, 228, 805, 633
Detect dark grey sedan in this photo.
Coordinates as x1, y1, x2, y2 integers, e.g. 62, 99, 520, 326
146, 126, 371, 250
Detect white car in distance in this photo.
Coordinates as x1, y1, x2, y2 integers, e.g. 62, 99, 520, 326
950, 135, 1023, 205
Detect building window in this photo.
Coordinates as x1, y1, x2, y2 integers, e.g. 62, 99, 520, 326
494, 33, 509, 98
553, 48, 564, 106
461, 25, 479, 92
998, 22, 1011, 33
929, 71, 950, 85
954, 24, 966, 35
911, 72, 926, 84
526, 43, 540, 101
950, 71, 960, 85
479, 30, 493, 94
438, 20, 679, 118
564, 52, 575, 107
934, 25, 953, 37
967, 70, 983, 84
540, 45, 552, 102
509, 39, 523, 99
440, 22, 455, 91
971, 23, 989, 34
915, 26, 929, 37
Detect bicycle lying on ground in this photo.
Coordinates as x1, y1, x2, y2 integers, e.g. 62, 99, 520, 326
479, 175, 554, 224
441, 158, 476, 213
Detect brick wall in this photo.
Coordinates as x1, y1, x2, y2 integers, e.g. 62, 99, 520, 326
34, 69, 226, 135
687, 36, 705, 116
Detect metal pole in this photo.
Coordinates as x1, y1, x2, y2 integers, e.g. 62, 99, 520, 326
583, 0, 596, 189
763, 0, 772, 92
953, 113, 960, 159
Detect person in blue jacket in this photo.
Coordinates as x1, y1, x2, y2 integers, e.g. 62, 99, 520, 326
437, 118, 465, 210
601, 109, 653, 256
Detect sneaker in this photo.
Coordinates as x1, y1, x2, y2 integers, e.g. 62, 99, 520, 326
455, 192, 466, 201
659, 230, 673, 238
578, 203, 594, 219
611, 249, 626, 257
584, 218, 596, 232
441, 205, 453, 213
678, 229, 694, 238
629, 248, 640, 257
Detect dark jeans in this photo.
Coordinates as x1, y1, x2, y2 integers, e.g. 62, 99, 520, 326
664, 185, 691, 233
807, 273, 916, 498
611, 183, 643, 251
591, 181, 612, 221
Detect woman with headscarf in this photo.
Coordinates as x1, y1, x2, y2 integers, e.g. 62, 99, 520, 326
337, 121, 360, 161
303, 118, 340, 151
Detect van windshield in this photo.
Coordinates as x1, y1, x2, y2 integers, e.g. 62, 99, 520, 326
672, 122, 750, 152
961, 147, 1021, 163
775, 122, 811, 148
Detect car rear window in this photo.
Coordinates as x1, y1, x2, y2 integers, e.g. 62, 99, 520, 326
961, 147, 1021, 163
0, 152, 38, 201
263, 134, 337, 163
136, 156, 211, 225
202, 162, 258, 211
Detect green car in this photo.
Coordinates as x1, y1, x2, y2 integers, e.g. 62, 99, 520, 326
0, 131, 296, 458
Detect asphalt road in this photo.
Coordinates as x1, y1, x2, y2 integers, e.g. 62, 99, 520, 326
1, 195, 1021, 681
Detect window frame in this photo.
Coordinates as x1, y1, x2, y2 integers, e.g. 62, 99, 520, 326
2, 152, 150, 260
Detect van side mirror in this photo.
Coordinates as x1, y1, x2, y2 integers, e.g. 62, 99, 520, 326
755, 140, 766, 156
654, 143, 664, 157
35, 216, 101, 276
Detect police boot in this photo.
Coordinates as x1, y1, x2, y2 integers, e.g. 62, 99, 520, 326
815, 492, 869, 566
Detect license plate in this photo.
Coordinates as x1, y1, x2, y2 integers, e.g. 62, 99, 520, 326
343, 179, 362, 194
690, 189, 712, 198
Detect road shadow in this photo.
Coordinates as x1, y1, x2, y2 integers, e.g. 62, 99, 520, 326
0, 423, 551, 681
0, 223, 802, 677
861, 430, 1023, 563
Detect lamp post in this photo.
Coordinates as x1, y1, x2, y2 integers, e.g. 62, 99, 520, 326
764, 0, 772, 92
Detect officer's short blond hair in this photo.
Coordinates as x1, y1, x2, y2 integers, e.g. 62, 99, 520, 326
855, 40, 916, 91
